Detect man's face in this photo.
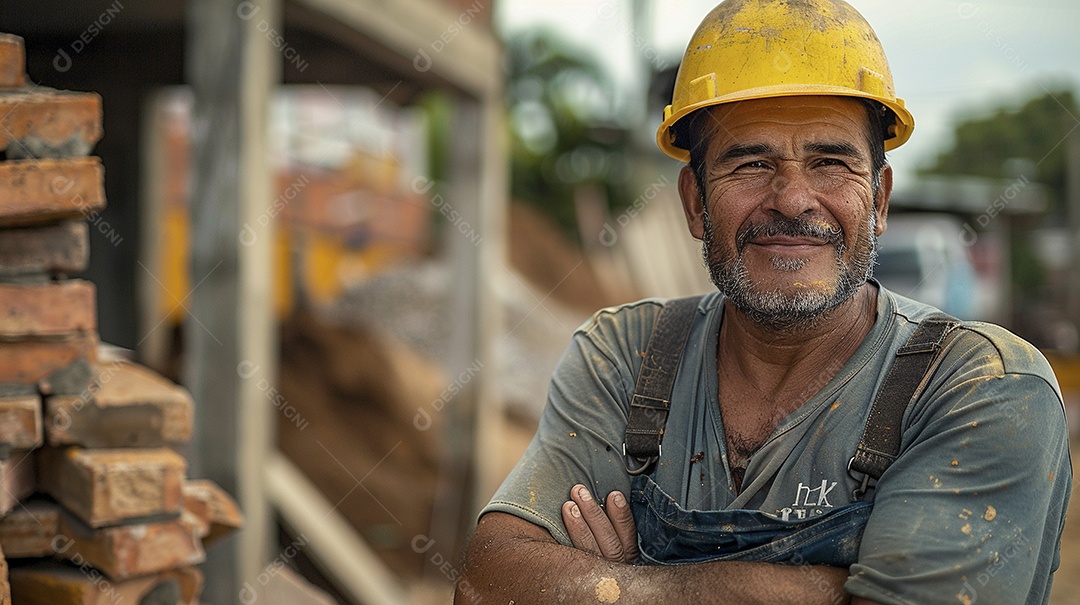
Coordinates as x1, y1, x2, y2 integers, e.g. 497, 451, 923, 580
682, 96, 890, 329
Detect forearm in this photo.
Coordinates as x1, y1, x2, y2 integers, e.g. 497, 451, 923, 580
457, 513, 850, 605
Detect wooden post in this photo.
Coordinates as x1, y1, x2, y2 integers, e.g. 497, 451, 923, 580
1067, 131, 1080, 337
185, 0, 278, 601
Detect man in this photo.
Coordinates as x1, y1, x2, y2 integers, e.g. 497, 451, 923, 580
458, 1, 1071, 603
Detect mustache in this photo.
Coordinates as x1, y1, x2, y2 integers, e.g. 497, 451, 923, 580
736, 216, 844, 251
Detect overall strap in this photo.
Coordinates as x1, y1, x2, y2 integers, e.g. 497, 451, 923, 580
623, 295, 703, 475
848, 312, 961, 498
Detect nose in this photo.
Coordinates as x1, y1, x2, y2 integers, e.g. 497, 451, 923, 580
762, 162, 820, 219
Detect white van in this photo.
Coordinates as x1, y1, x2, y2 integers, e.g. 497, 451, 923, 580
874, 213, 978, 319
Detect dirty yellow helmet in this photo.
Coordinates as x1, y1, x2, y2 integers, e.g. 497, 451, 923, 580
657, 0, 914, 162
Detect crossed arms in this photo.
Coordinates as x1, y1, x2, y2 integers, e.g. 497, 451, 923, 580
456, 484, 865, 605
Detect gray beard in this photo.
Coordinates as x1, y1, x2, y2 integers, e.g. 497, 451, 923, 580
701, 210, 878, 331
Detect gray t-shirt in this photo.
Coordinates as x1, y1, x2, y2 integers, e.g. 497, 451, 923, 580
483, 286, 1071, 604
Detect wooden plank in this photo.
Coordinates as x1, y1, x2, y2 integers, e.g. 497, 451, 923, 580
264, 453, 410, 605
185, 0, 278, 600
292, 0, 499, 98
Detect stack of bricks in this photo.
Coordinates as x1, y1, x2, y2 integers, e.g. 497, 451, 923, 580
0, 34, 242, 604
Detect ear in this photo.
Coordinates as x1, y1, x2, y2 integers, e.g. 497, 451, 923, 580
873, 164, 892, 236
678, 165, 706, 240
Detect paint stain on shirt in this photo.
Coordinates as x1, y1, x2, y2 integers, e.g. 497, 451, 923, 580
984, 505, 997, 522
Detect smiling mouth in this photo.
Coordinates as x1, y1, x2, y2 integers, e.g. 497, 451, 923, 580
749, 235, 829, 249
737, 217, 843, 253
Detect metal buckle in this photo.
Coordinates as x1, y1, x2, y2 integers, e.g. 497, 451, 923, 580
847, 456, 874, 499
623, 443, 660, 476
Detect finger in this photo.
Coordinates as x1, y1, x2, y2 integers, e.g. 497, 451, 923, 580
571, 484, 626, 562
605, 491, 639, 563
562, 499, 601, 555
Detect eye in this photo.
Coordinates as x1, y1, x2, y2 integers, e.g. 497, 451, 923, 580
734, 160, 770, 171
815, 157, 850, 169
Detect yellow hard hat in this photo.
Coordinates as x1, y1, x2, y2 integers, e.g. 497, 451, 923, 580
657, 0, 914, 162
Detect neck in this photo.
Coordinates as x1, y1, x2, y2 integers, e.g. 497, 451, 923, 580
719, 283, 879, 384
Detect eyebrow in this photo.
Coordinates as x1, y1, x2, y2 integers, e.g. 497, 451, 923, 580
714, 143, 774, 165
804, 141, 863, 159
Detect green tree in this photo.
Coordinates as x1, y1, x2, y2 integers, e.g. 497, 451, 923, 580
919, 87, 1079, 212
504, 28, 632, 237
919, 86, 1079, 316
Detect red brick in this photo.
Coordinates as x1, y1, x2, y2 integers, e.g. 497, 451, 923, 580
182, 480, 242, 547
0, 450, 36, 516
0, 396, 42, 450
0, 500, 59, 557
45, 361, 194, 448
10, 563, 199, 605
0, 501, 206, 583
0, 335, 96, 394
56, 512, 205, 581
0, 35, 24, 89
0, 158, 105, 228
0, 90, 102, 159
38, 447, 187, 528
0, 221, 89, 278
0, 543, 8, 605
163, 566, 203, 604
0, 280, 95, 338
92, 361, 193, 444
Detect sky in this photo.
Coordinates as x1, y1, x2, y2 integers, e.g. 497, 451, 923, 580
495, 0, 1080, 185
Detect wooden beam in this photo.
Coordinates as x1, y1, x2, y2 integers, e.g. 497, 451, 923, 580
184, 0, 279, 601
264, 453, 410, 605
289, 0, 500, 99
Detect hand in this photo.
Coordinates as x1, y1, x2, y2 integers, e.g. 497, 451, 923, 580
561, 484, 640, 564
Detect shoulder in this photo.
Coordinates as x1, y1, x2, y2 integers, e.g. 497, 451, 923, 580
884, 288, 1059, 390
574, 292, 719, 351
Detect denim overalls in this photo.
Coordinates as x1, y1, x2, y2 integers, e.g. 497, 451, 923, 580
630, 473, 872, 566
